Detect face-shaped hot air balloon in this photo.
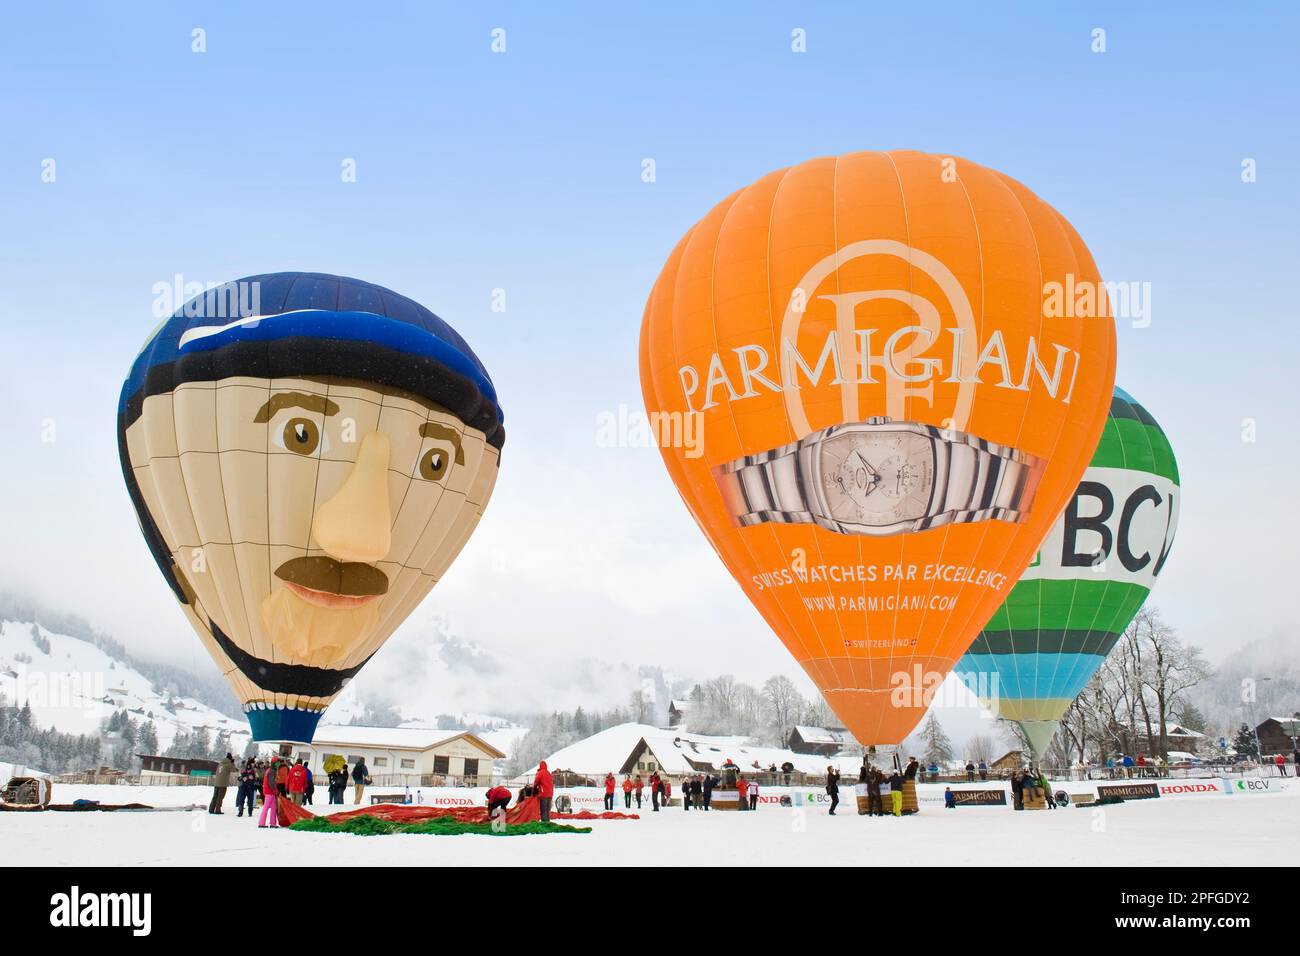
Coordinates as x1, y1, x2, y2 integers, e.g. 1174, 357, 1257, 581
955, 387, 1178, 757
118, 273, 504, 743
640, 151, 1116, 746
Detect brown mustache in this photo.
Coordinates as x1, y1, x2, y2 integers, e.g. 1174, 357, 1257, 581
274, 556, 389, 597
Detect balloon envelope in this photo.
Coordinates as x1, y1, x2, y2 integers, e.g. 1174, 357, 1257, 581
119, 273, 504, 743
956, 387, 1179, 757
640, 151, 1116, 745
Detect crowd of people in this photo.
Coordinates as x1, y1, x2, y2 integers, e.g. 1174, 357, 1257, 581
206, 752, 377, 824
1009, 766, 1058, 810
839, 755, 919, 816
215, 743, 1300, 827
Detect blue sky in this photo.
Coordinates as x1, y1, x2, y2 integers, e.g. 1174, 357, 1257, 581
1, 2, 1297, 717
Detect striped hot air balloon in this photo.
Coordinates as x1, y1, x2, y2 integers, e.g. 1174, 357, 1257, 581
955, 387, 1179, 758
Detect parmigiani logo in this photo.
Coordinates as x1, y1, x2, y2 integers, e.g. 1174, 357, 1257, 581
49, 886, 151, 936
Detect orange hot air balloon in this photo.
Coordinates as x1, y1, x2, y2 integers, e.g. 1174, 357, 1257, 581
640, 150, 1116, 746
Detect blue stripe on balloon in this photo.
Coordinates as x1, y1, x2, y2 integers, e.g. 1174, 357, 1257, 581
956, 652, 1104, 702
120, 309, 500, 421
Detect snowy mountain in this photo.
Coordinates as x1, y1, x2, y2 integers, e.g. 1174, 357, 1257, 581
0, 618, 252, 755
0, 611, 530, 766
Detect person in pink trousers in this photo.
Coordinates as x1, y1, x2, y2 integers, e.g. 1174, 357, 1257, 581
258, 758, 281, 828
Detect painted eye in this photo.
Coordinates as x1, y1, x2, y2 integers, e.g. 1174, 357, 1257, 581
419, 447, 449, 482
282, 418, 320, 456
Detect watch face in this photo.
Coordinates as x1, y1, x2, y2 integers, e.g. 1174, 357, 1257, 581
818, 430, 935, 527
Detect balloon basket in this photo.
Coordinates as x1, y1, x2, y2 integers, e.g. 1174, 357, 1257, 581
852, 779, 918, 815
709, 788, 741, 811
1022, 786, 1049, 811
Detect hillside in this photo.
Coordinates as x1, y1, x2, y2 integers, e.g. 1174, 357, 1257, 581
0, 619, 253, 756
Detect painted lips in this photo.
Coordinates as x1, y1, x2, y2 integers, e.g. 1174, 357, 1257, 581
274, 556, 389, 609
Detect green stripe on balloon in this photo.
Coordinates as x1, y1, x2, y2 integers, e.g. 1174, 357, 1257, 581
954, 385, 1179, 758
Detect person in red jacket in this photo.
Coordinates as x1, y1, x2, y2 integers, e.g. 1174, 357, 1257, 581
485, 785, 512, 815
258, 758, 280, 828
534, 761, 554, 822
603, 772, 616, 811
633, 774, 644, 809
736, 775, 749, 811
622, 774, 633, 809
288, 760, 308, 805
650, 771, 662, 812
661, 777, 672, 808
1276, 753, 1289, 777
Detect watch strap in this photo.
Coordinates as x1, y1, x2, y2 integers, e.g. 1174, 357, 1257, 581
924, 432, 1043, 530
715, 446, 813, 526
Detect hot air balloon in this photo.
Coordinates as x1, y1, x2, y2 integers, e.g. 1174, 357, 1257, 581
955, 386, 1179, 758
640, 151, 1116, 747
118, 272, 504, 743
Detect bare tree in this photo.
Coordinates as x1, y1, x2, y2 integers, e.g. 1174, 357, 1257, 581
704, 675, 739, 720
1132, 607, 1210, 758
628, 689, 652, 724
1000, 719, 1030, 755
735, 684, 765, 737
762, 675, 801, 747
965, 732, 996, 763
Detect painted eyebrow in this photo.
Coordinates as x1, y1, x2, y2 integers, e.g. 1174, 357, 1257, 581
420, 421, 465, 464
253, 392, 340, 422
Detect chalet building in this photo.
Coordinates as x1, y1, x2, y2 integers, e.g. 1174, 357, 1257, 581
787, 725, 851, 756
139, 755, 218, 784
531, 723, 858, 786
1256, 717, 1300, 755
1135, 722, 1211, 755
668, 699, 693, 728
294, 726, 506, 786
991, 750, 1027, 773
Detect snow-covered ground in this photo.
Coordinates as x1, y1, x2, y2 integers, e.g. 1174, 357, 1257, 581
5, 777, 1294, 866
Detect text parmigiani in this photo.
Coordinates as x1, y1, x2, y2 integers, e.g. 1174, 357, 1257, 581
678, 323, 1081, 412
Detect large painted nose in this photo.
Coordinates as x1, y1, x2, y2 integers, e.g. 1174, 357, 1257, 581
312, 431, 392, 563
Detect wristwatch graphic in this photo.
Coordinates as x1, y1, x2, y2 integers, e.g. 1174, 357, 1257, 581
714, 417, 1045, 536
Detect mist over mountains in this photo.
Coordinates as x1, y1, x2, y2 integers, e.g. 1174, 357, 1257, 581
3, 587, 1296, 759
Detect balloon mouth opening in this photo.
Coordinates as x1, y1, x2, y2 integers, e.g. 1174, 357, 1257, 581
247, 706, 323, 744
281, 580, 381, 610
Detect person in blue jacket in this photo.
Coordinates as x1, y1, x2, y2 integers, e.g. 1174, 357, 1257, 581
944, 787, 956, 809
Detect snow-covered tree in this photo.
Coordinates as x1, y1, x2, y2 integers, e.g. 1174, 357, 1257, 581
920, 713, 953, 766
138, 721, 159, 755
762, 675, 801, 747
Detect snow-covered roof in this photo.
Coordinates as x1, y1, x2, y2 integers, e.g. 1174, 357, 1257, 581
528, 722, 864, 778
310, 725, 505, 757
1163, 723, 1209, 738
670, 699, 693, 711
792, 725, 848, 745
